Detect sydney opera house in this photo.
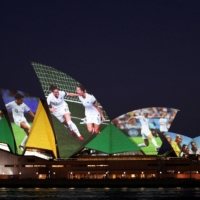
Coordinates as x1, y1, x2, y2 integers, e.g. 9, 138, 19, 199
0, 63, 200, 186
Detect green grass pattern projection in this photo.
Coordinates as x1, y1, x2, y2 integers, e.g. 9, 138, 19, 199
86, 123, 141, 154
31, 62, 109, 120
129, 136, 162, 155
11, 122, 32, 154
0, 117, 16, 153
51, 115, 107, 158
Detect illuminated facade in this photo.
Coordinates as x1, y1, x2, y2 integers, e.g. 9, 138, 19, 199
0, 63, 199, 184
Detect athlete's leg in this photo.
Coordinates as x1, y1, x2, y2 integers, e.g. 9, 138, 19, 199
63, 113, 83, 139
86, 123, 94, 134
20, 122, 30, 135
147, 133, 160, 151
20, 135, 28, 148
62, 121, 71, 129
138, 132, 149, 147
93, 124, 100, 134
138, 139, 149, 147
19, 122, 30, 150
148, 133, 158, 145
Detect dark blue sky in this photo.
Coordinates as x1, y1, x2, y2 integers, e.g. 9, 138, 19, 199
1, 0, 200, 137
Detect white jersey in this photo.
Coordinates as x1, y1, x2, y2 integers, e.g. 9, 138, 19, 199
159, 118, 168, 132
135, 115, 151, 139
79, 93, 99, 117
189, 148, 200, 154
135, 115, 150, 130
47, 91, 67, 108
47, 91, 70, 122
6, 101, 30, 119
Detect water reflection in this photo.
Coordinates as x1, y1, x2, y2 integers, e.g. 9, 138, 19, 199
0, 188, 200, 199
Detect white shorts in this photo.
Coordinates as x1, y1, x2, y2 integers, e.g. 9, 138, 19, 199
52, 104, 71, 123
141, 129, 151, 139
14, 117, 30, 128
85, 113, 101, 125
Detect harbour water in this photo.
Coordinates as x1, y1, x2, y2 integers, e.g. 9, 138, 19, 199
0, 187, 200, 199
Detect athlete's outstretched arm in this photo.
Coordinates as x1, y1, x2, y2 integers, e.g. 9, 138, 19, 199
5, 102, 12, 109
150, 115, 162, 119
125, 112, 139, 123
66, 92, 79, 97
27, 110, 35, 118
126, 116, 136, 123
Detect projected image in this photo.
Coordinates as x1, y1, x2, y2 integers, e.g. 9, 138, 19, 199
67, 84, 106, 135
47, 85, 84, 141
32, 62, 109, 158
0, 89, 39, 155
188, 137, 200, 155
112, 107, 179, 155
0, 110, 16, 153
47, 84, 108, 158
164, 132, 192, 157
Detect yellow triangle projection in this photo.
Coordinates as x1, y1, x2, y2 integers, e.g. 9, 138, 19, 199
26, 101, 57, 158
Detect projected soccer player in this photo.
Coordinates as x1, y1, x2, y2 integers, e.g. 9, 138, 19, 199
126, 110, 160, 151
171, 134, 182, 157
47, 85, 83, 141
67, 84, 105, 134
180, 144, 189, 157
164, 134, 172, 144
189, 142, 200, 154
159, 110, 169, 133
5, 93, 35, 150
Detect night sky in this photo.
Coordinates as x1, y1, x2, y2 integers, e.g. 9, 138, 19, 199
1, 1, 200, 138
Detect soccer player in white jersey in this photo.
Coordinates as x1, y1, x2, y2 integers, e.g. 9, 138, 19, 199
67, 84, 105, 134
159, 111, 169, 133
126, 110, 160, 151
47, 85, 83, 141
5, 93, 35, 150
